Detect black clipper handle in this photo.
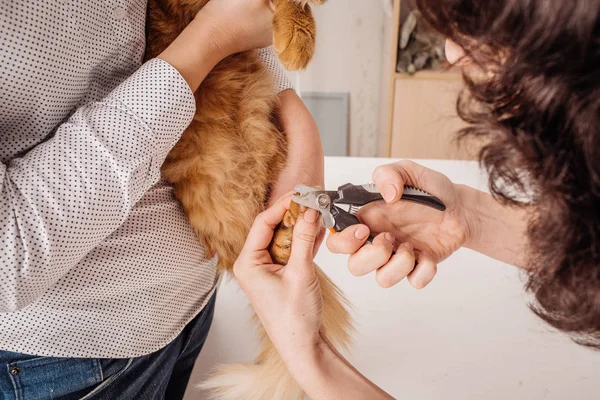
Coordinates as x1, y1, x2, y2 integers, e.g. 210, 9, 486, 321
336, 183, 446, 212
330, 206, 377, 244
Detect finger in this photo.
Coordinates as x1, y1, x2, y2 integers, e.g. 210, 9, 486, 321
347, 233, 396, 276
313, 226, 326, 258
243, 193, 292, 252
326, 224, 371, 254
372, 160, 424, 203
407, 254, 438, 289
372, 164, 407, 203
375, 242, 416, 288
290, 208, 321, 263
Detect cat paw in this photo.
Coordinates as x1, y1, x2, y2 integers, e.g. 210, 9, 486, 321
269, 201, 301, 265
273, 1, 317, 70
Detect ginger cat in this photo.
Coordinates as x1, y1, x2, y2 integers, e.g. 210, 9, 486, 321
145, 1, 352, 398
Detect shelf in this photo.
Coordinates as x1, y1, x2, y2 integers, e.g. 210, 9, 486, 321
394, 70, 462, 81
381, 0, 479, 159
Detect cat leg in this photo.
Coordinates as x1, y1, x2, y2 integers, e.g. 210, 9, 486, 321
272, 0, 318, 70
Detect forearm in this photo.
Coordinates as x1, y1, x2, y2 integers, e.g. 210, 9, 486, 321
286, 341, 394, 400
458, 184, 530, 268
278, 89, 324, 185
157, 17, 226, 92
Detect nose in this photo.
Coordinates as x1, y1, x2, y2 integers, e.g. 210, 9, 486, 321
445, 39, 471, 66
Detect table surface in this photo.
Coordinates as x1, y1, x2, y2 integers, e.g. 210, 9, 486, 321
185, 157, 599, 400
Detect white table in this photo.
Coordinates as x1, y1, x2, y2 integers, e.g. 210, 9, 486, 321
185, 157, 599, 399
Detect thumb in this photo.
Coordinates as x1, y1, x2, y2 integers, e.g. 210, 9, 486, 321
290, 208, 321, 264
372, 160, 425, 203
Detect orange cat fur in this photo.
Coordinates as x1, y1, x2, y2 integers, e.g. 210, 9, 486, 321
144, 1, 352, 399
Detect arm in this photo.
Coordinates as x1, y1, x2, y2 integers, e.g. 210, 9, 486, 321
458, 184, 530, 268
278, 89, 324, 188
287, 341, 394, 400
267, 87, 326, 251
158, 0, 275, 91
0, 3, 273, 312
234, 196, 394, 400
268, 88, 325, 204
0, 58, 196, 312
256, 46, 324, 205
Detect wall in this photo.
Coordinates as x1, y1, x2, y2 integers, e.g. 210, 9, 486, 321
284, 1, 388, 157
378, 1, 395, 157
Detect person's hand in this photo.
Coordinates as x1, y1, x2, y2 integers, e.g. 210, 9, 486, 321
235, 195, 397, 400
194, 0, 275, 56
268, 89, 325, 254
234, 194, 325, 360
158, 0, 274, 91
327, 160, 473, 290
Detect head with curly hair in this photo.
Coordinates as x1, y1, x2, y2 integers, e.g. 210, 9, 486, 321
414, 0, 600, 348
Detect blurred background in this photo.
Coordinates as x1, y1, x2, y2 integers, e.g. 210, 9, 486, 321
283, 0, 480, 160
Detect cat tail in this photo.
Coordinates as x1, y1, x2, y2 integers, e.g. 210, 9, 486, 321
198, 351, 303, 400
199, 264, 353, 400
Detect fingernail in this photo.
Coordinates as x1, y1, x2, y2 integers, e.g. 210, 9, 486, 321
355, 225, 370, 240
304, 209, 319, 223
384, 233, 395, 246
382, 184, 397, 202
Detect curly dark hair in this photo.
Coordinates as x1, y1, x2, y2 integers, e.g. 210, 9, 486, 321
415, 0, 600, 348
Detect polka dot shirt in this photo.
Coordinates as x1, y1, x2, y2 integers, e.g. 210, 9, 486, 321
0, 0, 293, 358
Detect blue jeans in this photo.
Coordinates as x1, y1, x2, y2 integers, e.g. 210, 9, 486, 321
0, 292, 216, 400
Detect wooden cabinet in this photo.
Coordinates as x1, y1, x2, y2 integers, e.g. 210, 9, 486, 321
390, 74, 474, 160
379, 0, 480, 160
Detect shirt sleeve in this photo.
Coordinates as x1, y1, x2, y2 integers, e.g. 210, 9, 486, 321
257, 46, 295, 93
0, 58, 196, 312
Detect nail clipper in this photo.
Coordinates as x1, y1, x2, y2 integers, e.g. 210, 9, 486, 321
292, 183, 446, 245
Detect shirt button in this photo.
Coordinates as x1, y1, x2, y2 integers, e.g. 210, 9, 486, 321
9, 366, 20, 376
112, 6, 127, 20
